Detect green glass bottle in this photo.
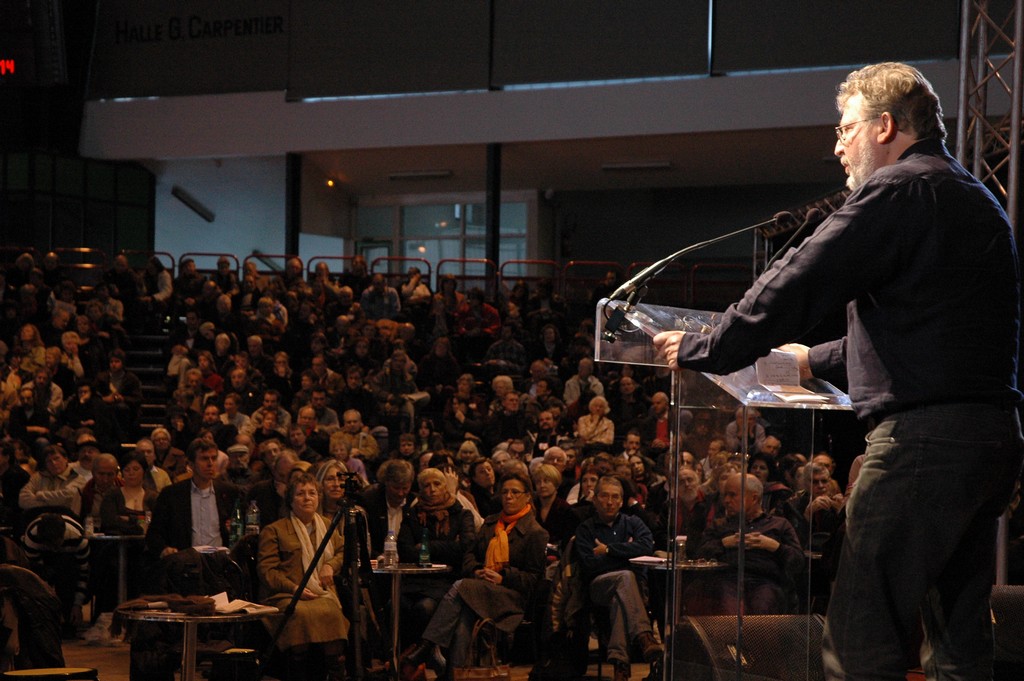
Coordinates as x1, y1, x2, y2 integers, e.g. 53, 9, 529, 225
418, 527, 431, 566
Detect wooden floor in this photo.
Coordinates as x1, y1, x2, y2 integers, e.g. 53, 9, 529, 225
60, 637, 939, 681
61, 636, 649, 681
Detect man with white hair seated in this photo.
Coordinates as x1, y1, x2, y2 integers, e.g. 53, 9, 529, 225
489, 445, 512, 476
563, 358, 604, 408
724, 406, 766, 453
542, 446, 568, 474
688, 473, 802, 615
487, 375, 516, 416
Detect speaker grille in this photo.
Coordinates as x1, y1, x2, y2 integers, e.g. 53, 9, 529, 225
673, 615, 825, 681
992, 585, 1024, 663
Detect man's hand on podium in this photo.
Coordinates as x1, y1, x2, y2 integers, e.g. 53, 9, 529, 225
653, 331, 685, 369
777, 343, 813, 381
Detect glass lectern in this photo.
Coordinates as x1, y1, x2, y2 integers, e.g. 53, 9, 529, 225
595, 298, 853, 681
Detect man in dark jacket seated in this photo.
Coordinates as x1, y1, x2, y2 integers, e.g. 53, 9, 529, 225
575, 476, 663, 681
146, 438, 241, 561
686, 472, 803, 616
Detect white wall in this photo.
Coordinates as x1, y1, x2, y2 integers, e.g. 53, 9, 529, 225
148, 156, 287, 260
81, 64, 961, 160
301, 156, 352, 239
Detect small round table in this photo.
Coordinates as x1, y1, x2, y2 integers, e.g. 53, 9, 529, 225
629, 556, 727, 571
118, 608, 276, 681
1, 670, 96, 681
88, 533, 146, 604
372, 563, 451, 680
631, 556, 728, 680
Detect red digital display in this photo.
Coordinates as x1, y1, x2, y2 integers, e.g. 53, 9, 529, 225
1, 0, 66, 86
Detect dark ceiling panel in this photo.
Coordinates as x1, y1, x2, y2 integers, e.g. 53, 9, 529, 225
713, 1, 960, 73
492, 0, 709, 87
287, 0, 490, 100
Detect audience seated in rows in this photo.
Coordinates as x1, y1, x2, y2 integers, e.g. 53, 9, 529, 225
0, 250, 866, 679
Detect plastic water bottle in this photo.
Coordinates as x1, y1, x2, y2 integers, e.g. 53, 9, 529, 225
418, 527, 431, 566
245, 499, 261, 536
383, 530, 399, 568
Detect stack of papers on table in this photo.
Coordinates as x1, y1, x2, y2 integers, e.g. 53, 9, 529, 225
211, 592, 279, 615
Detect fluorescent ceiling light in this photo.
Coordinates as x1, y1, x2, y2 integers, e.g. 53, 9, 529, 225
388, 170, 453, 180
601, 161, 672, 171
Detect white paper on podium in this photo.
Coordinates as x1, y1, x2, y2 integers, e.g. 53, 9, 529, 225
755, 350, 829, 403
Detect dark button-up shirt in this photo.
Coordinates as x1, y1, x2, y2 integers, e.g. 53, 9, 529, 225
677, 138, 1020, 418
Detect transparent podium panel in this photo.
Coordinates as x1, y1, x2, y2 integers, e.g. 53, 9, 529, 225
596, 299, 852, 411
595, 299, 853, 681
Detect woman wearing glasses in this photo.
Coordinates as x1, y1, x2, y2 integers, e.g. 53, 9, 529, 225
401, 470, 548, 680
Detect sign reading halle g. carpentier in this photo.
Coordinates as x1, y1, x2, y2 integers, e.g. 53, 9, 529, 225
111, 13, 285, 45
89, 0, 289, 99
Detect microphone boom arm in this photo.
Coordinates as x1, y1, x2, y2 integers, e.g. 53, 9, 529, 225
602, 217, 777, 341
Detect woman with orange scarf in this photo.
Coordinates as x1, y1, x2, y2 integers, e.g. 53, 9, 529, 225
398, 467, 476, 645
401, 470, 548, 679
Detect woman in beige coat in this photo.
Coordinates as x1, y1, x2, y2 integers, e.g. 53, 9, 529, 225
259, 472, 348, 681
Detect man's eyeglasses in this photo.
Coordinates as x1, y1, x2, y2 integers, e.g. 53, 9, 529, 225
835, 117, 879, 144
501, 489, 527, 498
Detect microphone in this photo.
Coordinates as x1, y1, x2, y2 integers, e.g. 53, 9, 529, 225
763, 188, 851, 238
770, 211, 797, 233
601, 214, 788, 342
803, 207, 825, 224
765, 208, 825, 269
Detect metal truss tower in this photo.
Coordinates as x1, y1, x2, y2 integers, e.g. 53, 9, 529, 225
958, 0, 1024, 586
957, 0, 1024, 237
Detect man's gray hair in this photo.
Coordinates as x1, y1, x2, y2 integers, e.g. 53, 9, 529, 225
377, 458, 414, 486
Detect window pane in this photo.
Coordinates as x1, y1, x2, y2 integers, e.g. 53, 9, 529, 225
357, 205, 395, 238
56, 157, 84, 196
359, 242, 391, 266
499, 237, 526, 262
402, 204, 459, 237
1, 196, 34, 247
32, 198, 51, 251
53, 198, 83, 247
117, 205, 152, 252
464, 238, 485, 262
465, 203, 485, 236
465, 202, 526, 236
33, 154, 53, 192
501, 203, 527, 235
6, 153, 30, 191
117, 166, 152, 204
463, 237, 523, 264
404, 238, 462, 276
87, 162, 116, 201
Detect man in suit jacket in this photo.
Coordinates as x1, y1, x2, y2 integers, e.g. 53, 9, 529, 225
355, 458, 414, 555
147, 438, 240, 558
